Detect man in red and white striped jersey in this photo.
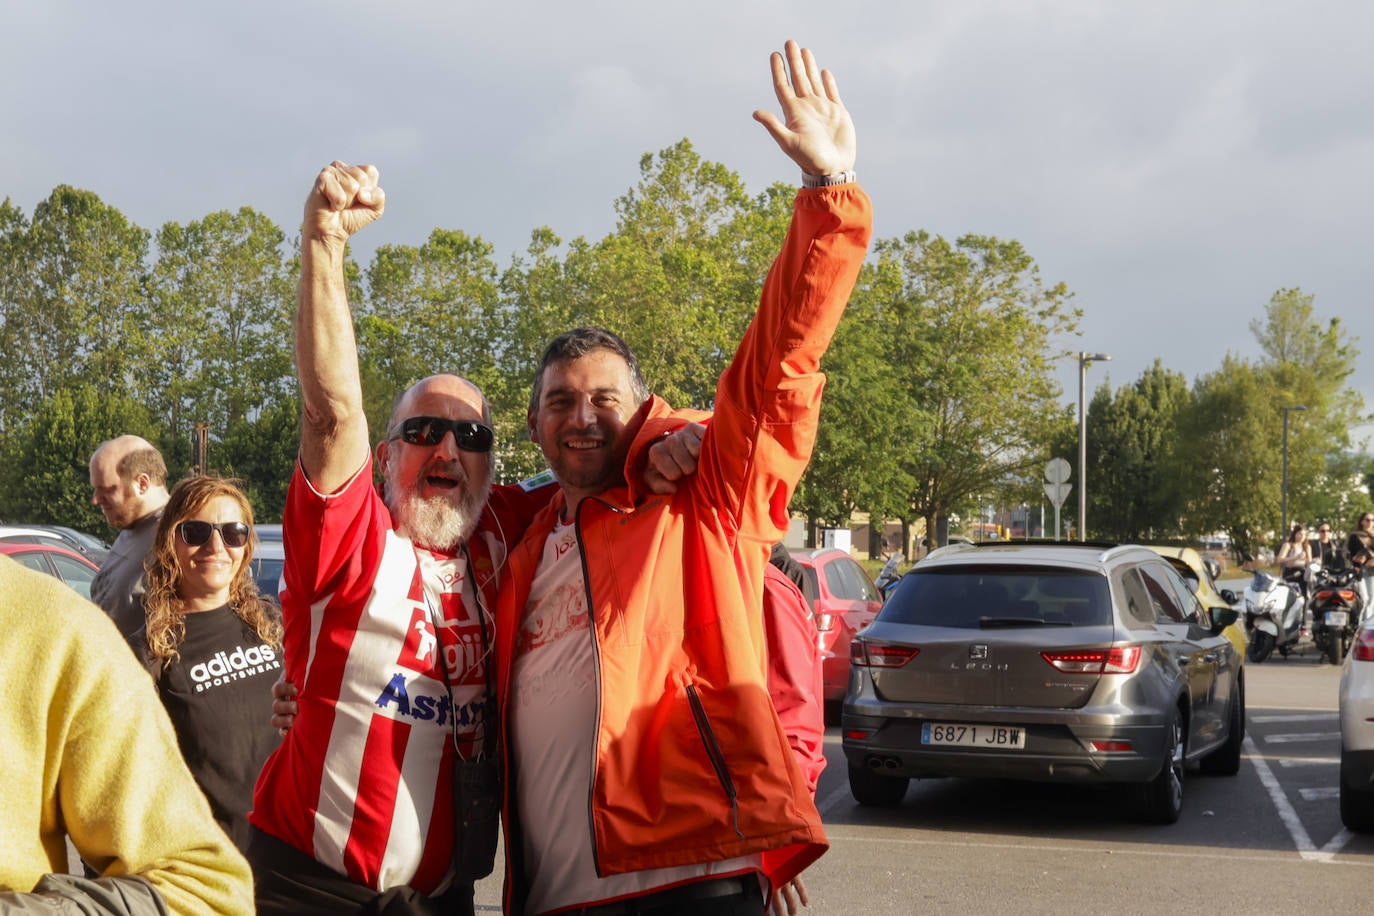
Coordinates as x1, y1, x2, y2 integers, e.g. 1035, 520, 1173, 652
243, 161, 534, 915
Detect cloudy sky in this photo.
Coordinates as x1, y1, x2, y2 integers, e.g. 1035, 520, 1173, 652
5, 1, 1371, 442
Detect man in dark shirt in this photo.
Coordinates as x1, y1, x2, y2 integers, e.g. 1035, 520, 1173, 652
89, 435, 170, 637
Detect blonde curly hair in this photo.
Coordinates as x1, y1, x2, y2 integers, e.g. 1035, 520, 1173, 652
141, 475, 282, 667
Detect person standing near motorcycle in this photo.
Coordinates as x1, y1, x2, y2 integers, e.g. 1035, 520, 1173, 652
1315, 523, 1342, 570
1347, 513, 1374, 613
1277, 523, 1313, 598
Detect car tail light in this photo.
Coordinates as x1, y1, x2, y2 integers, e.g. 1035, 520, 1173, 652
1041, 645, 1142, 674
1354, 630, 1374, 662
814, 613, 834, 632
851, 640, 919, 668
1090, 739, 1134, 752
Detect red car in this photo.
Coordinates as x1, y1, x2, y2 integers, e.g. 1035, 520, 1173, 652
0, 542, 101, 602
790, 548, 883, 705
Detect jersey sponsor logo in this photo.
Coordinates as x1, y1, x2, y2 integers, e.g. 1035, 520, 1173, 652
188, 643, 281, 692
397, 604, 487, 686
373, 672, 488, 728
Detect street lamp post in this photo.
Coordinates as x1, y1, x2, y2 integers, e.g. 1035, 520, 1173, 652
1281, 404, 1307, 535
1078, 351, 1111, 541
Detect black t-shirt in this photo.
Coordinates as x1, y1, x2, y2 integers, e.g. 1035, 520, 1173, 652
154, 605, 282, 852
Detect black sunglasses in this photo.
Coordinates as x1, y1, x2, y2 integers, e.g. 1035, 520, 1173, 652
392, 416, 494, 453
177, 520, 251, 549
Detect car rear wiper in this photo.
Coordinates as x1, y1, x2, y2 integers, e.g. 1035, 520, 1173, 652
978, 617, 1072, 628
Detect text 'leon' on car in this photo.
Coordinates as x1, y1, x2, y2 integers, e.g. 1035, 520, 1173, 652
841, 540, 1245, 823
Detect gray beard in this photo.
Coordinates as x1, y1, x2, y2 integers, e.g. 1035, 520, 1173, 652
388, 477, 491, 553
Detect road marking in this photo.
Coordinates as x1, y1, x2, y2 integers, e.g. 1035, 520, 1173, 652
1323, 829, 1355, 855
1298, 787, 1340, 801
822, 830, 1374, 867
1277, 757, 1340, 767
1245, 735, 1352, 862
1263, 732, 1341, 744
1253, 713, 1338, 723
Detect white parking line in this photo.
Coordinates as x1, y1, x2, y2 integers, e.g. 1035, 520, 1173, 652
1253, 713, 1339, 723
1245, 735, 1353, 861
1298, 787, 1341, 801
1263, 732, 1341, 744
1245, 736, 1319, 856
1277, 757, 1340, 768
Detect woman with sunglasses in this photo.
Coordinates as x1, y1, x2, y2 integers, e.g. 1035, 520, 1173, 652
130, 474, 283, 853
1348, 512, 1374, 612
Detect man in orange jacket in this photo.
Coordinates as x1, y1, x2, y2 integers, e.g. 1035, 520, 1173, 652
493, 40, 872, 916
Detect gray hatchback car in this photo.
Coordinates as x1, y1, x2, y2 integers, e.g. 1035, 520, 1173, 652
842, 541, 1244, 823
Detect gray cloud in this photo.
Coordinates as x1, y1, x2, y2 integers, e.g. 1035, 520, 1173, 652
5, 0, 1371, 440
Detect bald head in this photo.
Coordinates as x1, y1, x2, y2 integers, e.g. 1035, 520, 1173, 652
386, 374, 491, 437
90, 435, 170, 531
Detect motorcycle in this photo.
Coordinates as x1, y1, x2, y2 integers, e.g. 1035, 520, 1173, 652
1309, 564, 1364, 665
1242, 568, 1306, 663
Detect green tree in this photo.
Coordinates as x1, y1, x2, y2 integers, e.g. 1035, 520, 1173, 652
0, 199, 33, 433
145, 208, 295, 440
1250, 287, 1365, 528
1087, 361, 1192, 540
216, 399, 301, 521
844, 231, 1077, 548
358, 227, 505, 484
1176, 357, 1276, 557
2, 187, 151, 429
0, 388, 155, 531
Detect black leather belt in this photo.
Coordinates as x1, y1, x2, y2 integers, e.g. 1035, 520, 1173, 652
568, 874, 759, 915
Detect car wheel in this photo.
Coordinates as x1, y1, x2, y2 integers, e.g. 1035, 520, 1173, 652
1139, 708, 1185, 823
848, 760, 909, 807
1340, 752, 1374, 832
1326, 630, 1346, 665
1200, 682, 1244, 776
1247, 630, 1274, 663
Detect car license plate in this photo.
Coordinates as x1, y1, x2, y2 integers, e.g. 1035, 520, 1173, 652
921, 722, 1026, 749
1325, 610, 1349, 627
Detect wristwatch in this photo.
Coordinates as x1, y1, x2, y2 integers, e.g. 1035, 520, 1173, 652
801, 169, 856, 188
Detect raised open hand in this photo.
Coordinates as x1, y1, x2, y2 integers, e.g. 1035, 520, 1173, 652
752, 40, 856, 178
303, 160, 386, 246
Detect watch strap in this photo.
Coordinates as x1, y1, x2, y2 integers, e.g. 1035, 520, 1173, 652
801, 169, 856, 188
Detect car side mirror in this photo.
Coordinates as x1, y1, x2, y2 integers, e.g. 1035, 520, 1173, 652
1219, 588, 1238, 605
1210, 606, 1239, 635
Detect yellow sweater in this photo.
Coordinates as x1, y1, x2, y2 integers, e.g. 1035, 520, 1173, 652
0, 556, 254, 914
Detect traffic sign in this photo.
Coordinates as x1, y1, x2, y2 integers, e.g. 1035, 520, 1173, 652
1043, 481, 1071, 508
1045, 458, 1071, 484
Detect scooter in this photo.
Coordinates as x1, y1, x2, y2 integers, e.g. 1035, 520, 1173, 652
874, 553, 904, 602
1309, 564, 1363, 665
1242, 568, 1306, 663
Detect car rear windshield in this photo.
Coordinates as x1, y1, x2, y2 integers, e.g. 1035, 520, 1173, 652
880, 566, 1112, 629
